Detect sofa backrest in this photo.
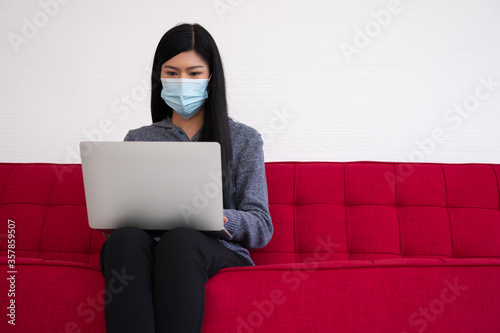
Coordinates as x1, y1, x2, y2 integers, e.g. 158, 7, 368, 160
249, 162, 500, 266
1, 162, 500, 268
0, 163, 104, 266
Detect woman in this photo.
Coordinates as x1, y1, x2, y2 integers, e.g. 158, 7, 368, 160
99, 23, 273, 332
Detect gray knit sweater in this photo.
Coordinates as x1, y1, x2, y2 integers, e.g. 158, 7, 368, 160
121, 115, 273, 265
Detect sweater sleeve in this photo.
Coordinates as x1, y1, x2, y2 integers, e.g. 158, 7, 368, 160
223, 133, 273, 249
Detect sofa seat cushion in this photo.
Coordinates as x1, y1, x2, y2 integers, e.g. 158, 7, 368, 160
1, 260, 106, 332
203, 258, 500, 332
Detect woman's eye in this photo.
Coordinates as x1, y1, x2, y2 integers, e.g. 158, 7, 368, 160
190, 72, 201, 76
165, 72, 177, 76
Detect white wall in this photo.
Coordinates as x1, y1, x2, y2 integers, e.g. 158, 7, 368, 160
1, 0, 500, 163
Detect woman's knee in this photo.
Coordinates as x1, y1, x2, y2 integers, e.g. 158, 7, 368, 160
107, 227, 150, 244
101, 227, 156, 273
102, 227, 155, 258
159, 227, 203, 245
155, 227, 205, 258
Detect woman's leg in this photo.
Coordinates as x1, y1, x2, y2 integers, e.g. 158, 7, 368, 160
100, 227, 157, 333
152, 227, 252, 333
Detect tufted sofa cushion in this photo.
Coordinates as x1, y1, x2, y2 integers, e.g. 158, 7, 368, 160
0, 163, 105, 267
250, 162, 500, 265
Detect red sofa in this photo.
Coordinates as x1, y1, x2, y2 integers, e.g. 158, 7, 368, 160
1, 161, 499, 332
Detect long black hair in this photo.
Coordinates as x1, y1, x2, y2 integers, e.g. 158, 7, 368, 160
150, 23, 233, 209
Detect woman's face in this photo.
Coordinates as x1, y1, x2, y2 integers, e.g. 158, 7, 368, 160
161, 50, 210, 79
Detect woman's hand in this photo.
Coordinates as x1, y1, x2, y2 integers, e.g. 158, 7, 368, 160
223, 216, 228, 223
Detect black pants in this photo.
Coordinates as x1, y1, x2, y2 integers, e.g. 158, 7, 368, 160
99, 227, 252, 333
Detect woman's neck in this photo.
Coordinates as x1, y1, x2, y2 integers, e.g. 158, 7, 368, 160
171, 109, 204, 140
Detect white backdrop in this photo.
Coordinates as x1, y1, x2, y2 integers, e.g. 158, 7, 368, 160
1, 0, 499, 163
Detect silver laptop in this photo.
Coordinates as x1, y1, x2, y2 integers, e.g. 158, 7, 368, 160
79, 141, 231, 239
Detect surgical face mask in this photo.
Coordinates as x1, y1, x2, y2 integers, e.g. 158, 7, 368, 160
160, 77, 210, 120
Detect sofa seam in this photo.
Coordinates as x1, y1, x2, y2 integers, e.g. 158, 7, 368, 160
36, 172, 58, 257
344, 163, 349, 257
293, 163, 297, 263
1, 249, 100, 255
492, 164, 500, 210
0, 261, 103, 272
265, 161, 498, 167
442, 165, 454, 258
86, 231, 93, 264
218, 262, 500, 274
267, 202, 499, 210
0, 202, 86, 208
395, 163, 402, 257
249, 250, 466, 258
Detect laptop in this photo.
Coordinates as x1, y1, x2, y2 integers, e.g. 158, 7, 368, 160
79, 141, 231, 239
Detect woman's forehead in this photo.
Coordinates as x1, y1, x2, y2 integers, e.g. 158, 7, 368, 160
162, 50, 208, 68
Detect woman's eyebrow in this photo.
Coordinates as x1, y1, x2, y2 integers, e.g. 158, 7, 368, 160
162, 65, 205, 70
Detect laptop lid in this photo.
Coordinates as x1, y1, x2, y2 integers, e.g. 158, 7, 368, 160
79, 141, 231, 239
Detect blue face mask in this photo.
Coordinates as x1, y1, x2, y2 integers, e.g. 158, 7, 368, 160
160, 77, 210, 120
